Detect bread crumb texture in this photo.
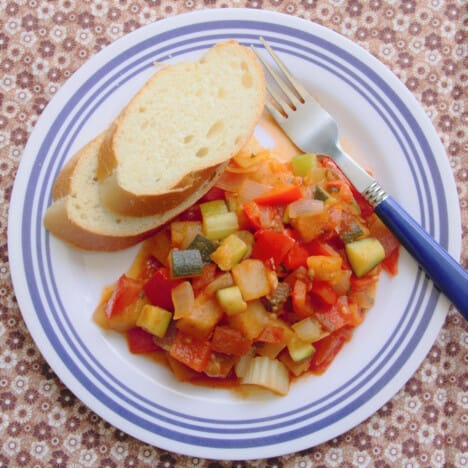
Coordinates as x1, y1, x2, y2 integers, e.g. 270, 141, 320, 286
112, 41, 265, 195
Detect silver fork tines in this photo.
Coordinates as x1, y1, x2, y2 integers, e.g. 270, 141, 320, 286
251, 37, 468, 318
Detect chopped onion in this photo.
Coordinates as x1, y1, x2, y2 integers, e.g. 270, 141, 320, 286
287, 198, 324, 218
238, 179, 272, 202
171, 281, 195, 320
215, 172, 246, 192
241, 356, 289, 395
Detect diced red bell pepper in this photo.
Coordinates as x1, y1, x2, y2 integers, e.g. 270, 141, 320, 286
143, 268, 181, 311
255, 325, 285, 343
211, 326, 251, 356
169, 331, 211, 372
310, 280, 338, 306
251, 230, 295, 269
126, 327, 160, 354
309, 326, 354, 374
254, 184, 303, 206
105, 274, 143, 318
282, 243, 309, 271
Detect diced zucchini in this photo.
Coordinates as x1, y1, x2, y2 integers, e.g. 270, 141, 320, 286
200, 199, 228, 217
232, 259, 271, 301
340, 221, 366, 244
170, 249, 204, 278
241, 356, 290, 395
345, 237, 385, 277
313, 185, 329, 201
287, 336, 315, 362
187, 234, 216, 263
291, 153, 317, 177
203, 211, 239, 240
216, 285, 247, 315
136, 304, 173, 338
211, 233, 248, 271
292, 317, 328, 343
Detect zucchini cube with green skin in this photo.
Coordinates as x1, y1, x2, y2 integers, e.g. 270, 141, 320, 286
211, 233, 248, 271
216, 285, 247, 315
200, 199, 228, 217
202, 211, 239, 240
291, 153, 317, 177
170, 249, 204, 278
287, 336, 315, 362
136, 304, 173, 338
187, 234, 216, 264
345, 237, 385, 277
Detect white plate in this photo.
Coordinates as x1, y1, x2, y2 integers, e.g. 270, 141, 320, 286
8, 9, 460, 460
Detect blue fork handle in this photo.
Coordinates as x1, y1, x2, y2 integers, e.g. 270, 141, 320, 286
375, 195, 468, 319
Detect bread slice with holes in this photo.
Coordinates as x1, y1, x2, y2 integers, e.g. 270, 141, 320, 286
43, 134, 227, 251
97, 40, 265, 217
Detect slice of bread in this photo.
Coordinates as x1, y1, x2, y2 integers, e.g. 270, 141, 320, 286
44, 134, 226, 251
97, 40, 265, 217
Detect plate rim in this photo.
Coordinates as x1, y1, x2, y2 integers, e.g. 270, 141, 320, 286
7, 8, 459, 460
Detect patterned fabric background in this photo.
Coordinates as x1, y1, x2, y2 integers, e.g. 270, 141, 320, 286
0, 1, 466, 467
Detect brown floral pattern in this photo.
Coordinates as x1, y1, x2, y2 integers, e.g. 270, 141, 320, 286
0, 0, 466, 466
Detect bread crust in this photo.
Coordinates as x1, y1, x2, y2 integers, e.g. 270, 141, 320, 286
96, 40, 265, 217
99, 162, 223, 217
44, 134, 227, 251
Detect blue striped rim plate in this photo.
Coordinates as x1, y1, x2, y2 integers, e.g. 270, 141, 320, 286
8, 9, 460, 460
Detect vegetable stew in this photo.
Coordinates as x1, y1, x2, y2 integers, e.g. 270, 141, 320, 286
94, 142, 399, 395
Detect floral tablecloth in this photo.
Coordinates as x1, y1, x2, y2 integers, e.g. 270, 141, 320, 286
1, 1, 466, 466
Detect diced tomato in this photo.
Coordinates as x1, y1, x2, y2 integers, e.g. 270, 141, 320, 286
138, 255, 163, 281
282, 243, 309, 270
126, 327, 160, 354
255, 325, 285, 343
105, 274, 143, 318
143, 268, 181, 311
307, 239, 340, 257
314, 305, 349, 332
352, 190, 374, 218
200, 186, 226, 203
324, 179, 354, 203
320, 156, 373, 217
211, 326, 251, 356
191, 263, 218, 295
310, 280, 338, 306
251, 230, 295, 269
176, 204, 202, 222
254, 184, 303, 206
169, 331, 211, 372
381, 247, 399, 276
292, 279, 315, 318
242, 201, 282, 230
309, 326, 354, 374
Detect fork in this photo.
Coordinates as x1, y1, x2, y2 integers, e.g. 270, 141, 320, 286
252, 38, 468, 319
